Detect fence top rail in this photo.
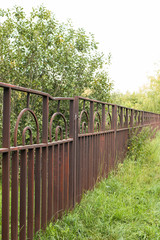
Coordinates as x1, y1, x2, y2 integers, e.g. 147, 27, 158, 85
116, 104, 160, 115
0, 82, 160, 115
78, 97, 160, 115
78, 96, 115, 106
0, 82, 74, 101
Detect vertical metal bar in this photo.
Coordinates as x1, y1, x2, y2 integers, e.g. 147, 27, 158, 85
73, 96, 79, 206
89, 102, 94, 132
109, 132, 111, 174
79, 137, 83, 197
41, 96, 49, 229
69, 100, 74, 138
35, 147, 41, 233
59, 143, 64, 217
48, 146, 54, 222
101, 104, 106, 178
64, 142, 69, 211
42, 96, 49, 143
11, 151, 19, 240
82, 136, 85, 190
91, 135, 93, 187
86, 136, 89, 190
69, 100, 74, 209
41, 146, 47, 228
2, 87, 11, 240
105, 132, 108, 178
69, 141, 73, 209
138, 111, 141, 125
77, 137, 81, 203
112, 105, 117, 168
142, 111, 144, 126
110, 132, 113, 169
20, 150, 27, 240
125, 109, 128, 128
89, 101, 94, 188
101, 104, 106, 131
27, 93, 30, 108
93, 135, 96, 184
98, 133, 101, 178
130, 109, 134, 127
27, 149, 34, 239
144, 112, 145, 124
53, 144, 59, 220
95, 133, 98, 181
102, 133, 105, 177
76, 137, 80, 203
88, 135, 92, 189
107, 133, 110, 173
97, 133, 99, 180
120, 107, 123, 128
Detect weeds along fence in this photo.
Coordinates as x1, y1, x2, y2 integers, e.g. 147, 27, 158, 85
0, 82, 160, 240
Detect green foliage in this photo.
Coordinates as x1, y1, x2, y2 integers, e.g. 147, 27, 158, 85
111, 69, 160, 113
0, 5, 112, 101
127, 127, 154, 162
34, 129, 160, 240
0, 5, 113, 149
111, 91, 145, 109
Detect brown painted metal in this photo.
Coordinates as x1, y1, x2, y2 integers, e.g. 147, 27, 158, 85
59, 143, 64, 217
48, 146, 54, 222
49, 112, 67, 141
22, 126, 33, 145
89, 102, 94, 188
35, 148, 41, 233
2, 87, 11, 240
1, 83, 160, 240
69, 100, 74, 209
41, 146, 47, 229
11, 151, 19, 240
64, 142, 69, 211
79, 136, 83, 199
41, 96, 49, 230
73, 96, 79, 206
27, 149, 34, 239
0, 82, 74, 101
76, 136, 80, 202
53, 144, 59, 220
14, 108, 39, 146
20, 150, 27, 240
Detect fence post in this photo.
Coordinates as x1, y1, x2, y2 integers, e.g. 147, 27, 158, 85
69, 100, 74, 208
41, 96, 49, 229
89, 101, 94, 187
2, 87, 11, 240
73, 96, 79, 206
112, 105, 117, 168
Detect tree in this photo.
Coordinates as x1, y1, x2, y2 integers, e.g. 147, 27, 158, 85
111, 70, 160, 114
0, 6, 112, 102
0, 5, 113, 147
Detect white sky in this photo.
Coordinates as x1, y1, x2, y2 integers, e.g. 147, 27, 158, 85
1, 0, 160, 93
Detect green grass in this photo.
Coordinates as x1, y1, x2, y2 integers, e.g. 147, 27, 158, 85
34, 128, 160, 240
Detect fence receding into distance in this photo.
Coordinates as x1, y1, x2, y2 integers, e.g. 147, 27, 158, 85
0, 82, 160, 240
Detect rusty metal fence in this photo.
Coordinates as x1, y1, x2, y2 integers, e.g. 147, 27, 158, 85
0, 82, 160, 240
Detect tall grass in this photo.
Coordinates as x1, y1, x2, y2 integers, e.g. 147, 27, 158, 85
34, 128, 160, 239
